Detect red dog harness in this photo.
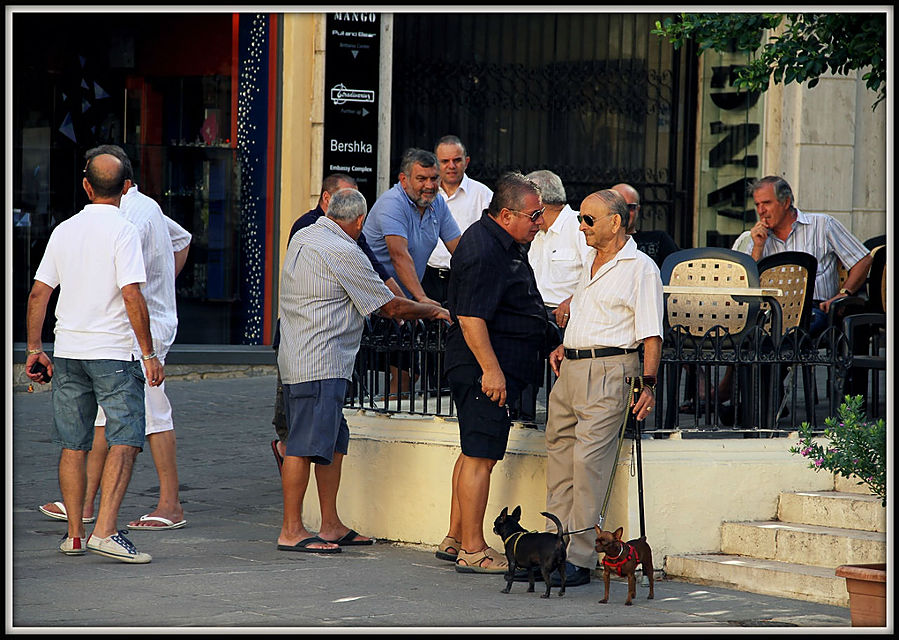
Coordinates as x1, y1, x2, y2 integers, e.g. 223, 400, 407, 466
602, 542, 639, 576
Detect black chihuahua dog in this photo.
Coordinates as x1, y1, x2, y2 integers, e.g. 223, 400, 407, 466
493, 506, 567, 598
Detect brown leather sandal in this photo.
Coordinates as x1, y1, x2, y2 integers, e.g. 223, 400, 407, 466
454, 546, 508, 573
435, 535, 461, 562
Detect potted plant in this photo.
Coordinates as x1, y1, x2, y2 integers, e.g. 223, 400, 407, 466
790, 395, 886, 627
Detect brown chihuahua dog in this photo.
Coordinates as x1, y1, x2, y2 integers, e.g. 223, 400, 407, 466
594, 525, 654, 606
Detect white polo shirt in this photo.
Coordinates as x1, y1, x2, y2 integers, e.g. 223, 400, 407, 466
528, 204, 592, 306
428, 173, 493, 270
34, 203, 146, 360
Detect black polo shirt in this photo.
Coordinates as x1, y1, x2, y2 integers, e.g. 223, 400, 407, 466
444, 211, 549, 386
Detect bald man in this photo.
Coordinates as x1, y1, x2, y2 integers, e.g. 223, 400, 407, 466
26, 151, 162, 563
543, 189, 663, 587
610, 183, 679, 269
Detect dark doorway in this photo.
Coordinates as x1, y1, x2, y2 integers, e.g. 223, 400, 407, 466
390, 12, 697, 248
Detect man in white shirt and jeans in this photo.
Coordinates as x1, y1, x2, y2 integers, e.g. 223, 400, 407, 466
422, 135, 493, 305
38, 145, 191, 532
26, 151, 164, 563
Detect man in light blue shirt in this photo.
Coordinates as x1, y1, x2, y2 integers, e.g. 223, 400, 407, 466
363, 148, 462, 305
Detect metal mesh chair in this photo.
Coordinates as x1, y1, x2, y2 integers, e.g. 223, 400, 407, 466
660, 248, 768, 428
661, 247, 763, 340
758, 252, 817, 334
757, 252, 818, 423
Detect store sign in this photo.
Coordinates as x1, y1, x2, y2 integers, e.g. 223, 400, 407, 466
323, 13, 380, 207
696, 50, 765, 246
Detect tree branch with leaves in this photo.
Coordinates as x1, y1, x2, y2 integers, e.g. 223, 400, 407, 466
652, 13, 886, 109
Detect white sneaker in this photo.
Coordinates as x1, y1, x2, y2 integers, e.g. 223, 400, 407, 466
87, 530, 152, 564
59, 534, 86, 555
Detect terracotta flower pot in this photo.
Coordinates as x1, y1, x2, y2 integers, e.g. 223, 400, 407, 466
835, 563, 887, 627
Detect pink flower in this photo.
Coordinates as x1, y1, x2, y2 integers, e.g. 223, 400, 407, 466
814, 458, 823, 467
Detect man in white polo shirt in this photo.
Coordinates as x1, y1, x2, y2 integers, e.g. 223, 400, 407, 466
39, 145, 191, 532
26, 152, 163, 564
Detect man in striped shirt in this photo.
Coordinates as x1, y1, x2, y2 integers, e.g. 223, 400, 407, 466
734, 175, 872, 335
276, 188, 450, 553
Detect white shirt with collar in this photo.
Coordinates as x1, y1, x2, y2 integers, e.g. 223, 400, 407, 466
427, 173, 493, 270
564, 236, 664, 350
528, 204, 592, 306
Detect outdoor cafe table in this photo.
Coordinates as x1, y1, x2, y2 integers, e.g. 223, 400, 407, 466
662, 285, 785, 428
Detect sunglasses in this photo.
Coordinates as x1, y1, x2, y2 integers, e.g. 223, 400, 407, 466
508, 207, 545, 222
577, 212, 618, 226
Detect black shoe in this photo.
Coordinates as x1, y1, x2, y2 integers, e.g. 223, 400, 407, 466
550, 561, 591, 587
511, 566, 545, 582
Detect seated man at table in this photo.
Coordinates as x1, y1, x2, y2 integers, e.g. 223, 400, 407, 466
719, 176, 872, 419
733, 176, 871, 336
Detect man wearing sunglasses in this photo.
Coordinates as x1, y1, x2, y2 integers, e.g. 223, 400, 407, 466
438, 172, 555, 575
542, 189, 664, 587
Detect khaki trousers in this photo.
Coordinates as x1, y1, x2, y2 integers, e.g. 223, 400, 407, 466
545, 353, 639, 569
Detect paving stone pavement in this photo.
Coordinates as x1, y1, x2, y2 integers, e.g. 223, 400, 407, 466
9, 375, 855, 631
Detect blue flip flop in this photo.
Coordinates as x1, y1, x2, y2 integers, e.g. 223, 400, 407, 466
277, 536, 342, 554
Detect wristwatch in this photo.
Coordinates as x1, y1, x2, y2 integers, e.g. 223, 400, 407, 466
839, 288, 852, 296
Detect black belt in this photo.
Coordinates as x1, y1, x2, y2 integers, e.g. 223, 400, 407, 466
426, 265, 451, 279
564, 347, 637, 360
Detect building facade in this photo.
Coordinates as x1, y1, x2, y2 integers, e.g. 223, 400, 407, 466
9, 10, 888, 353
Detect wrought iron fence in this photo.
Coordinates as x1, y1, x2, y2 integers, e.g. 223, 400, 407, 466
346, 317, 886, 437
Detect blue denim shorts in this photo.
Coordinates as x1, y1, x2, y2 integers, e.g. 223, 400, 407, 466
283, 378, 350, 465
51, 358, 146, 450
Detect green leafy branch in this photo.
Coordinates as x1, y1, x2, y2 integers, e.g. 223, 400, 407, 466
652, 13, 886, 109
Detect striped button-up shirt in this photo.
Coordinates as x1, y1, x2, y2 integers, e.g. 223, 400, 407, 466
564, 236, 664, 350
732, 209, 869, 301
278, 216, 394, 384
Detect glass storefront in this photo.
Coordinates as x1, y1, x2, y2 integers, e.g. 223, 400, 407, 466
10, 11, 277, 346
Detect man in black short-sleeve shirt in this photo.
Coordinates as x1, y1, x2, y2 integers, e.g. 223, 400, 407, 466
437, 172, 554, 575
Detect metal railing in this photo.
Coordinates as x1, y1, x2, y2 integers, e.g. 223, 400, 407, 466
345, 318, 886, 437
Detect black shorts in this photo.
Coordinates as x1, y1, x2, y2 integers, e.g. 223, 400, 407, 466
447, 364, 521, 461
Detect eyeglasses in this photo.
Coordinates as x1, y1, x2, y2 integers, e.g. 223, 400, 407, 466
626, 203, 639, 210
508, 207, 545, 222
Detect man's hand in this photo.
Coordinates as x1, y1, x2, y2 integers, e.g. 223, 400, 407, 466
553, 297, 572, 328
750, 221, 769, 247
418, 295, 443, 307
631, 387, 655, 421
142, 357, 165, 387
480, 367, 507, 407
25, 351, 54, 384
548, 343, 565, 376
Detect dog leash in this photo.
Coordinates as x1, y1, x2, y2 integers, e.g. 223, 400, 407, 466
596, 376, 642, 529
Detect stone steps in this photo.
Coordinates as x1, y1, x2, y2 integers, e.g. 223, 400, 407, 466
664, 554, 851, 607
664, 489, 887, 607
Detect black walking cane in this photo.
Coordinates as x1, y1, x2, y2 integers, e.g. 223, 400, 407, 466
626, 376, 647, 539
594, 377, 648, 533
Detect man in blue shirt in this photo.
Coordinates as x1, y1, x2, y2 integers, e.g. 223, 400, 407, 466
363, 149, 462, 398
363, 148, 462, 306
